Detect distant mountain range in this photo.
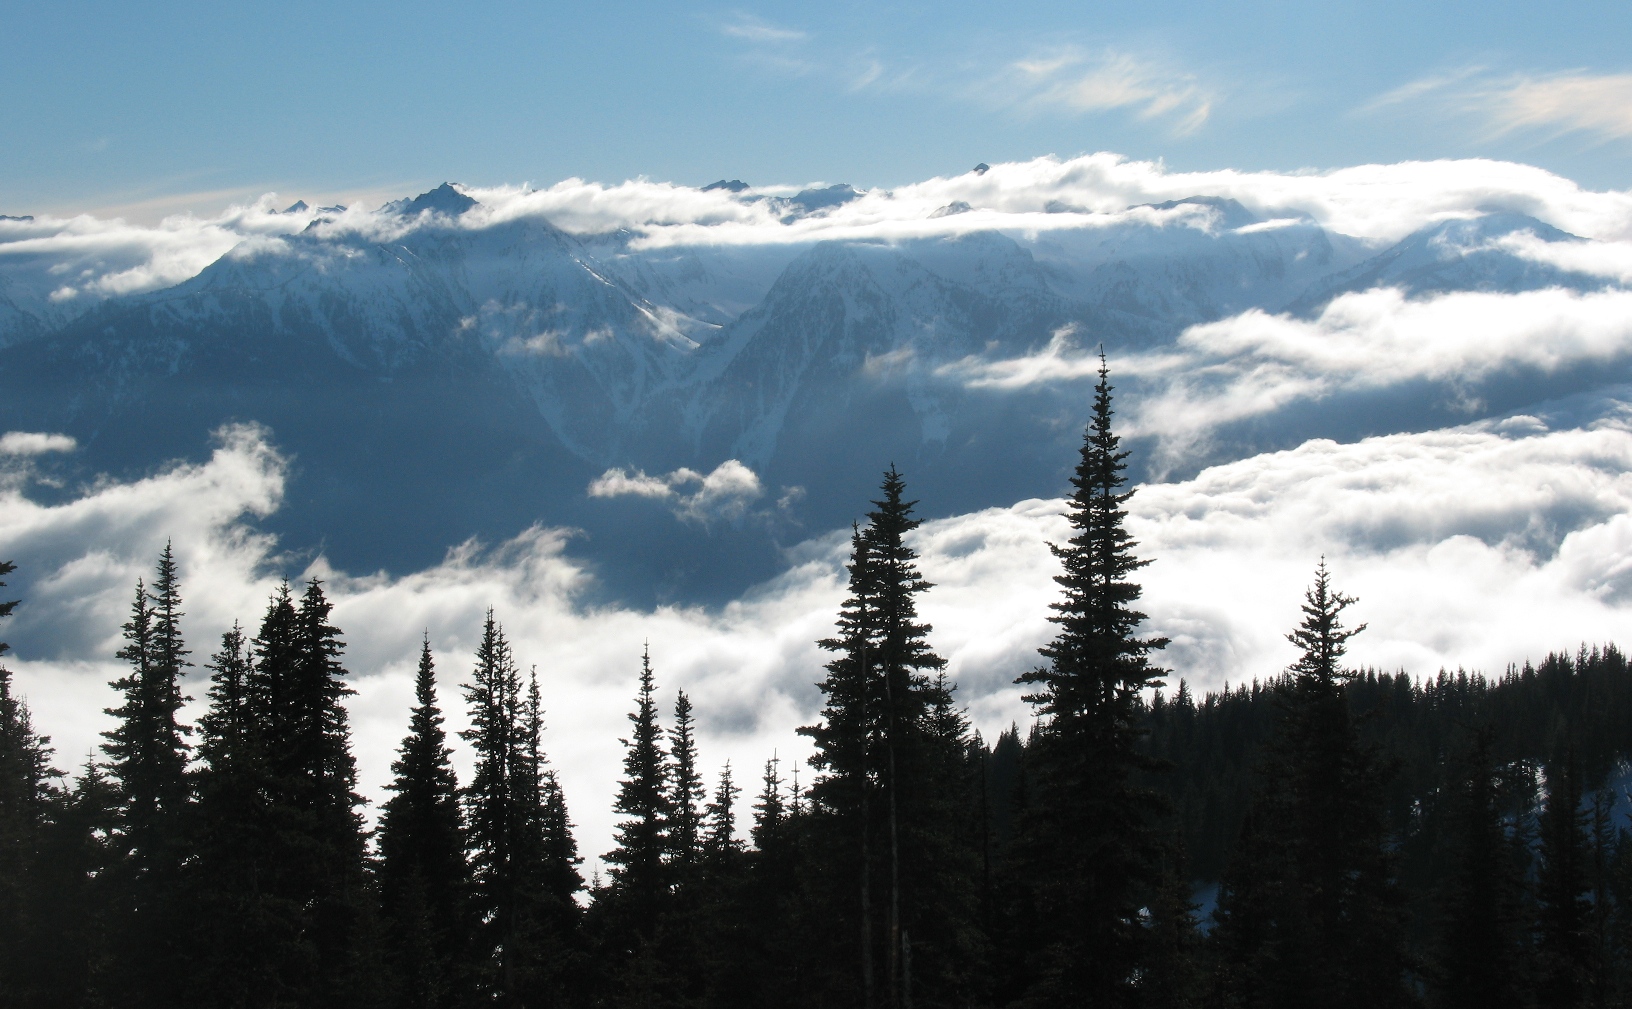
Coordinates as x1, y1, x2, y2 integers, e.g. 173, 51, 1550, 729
0, 183, 1617, 603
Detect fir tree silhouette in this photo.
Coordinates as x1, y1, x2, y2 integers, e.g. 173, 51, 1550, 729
1014, 356, 1169, 1008
378, 634, 471, 1009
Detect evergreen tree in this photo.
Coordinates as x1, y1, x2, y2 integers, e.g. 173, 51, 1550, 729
703, 762, 743, 868
100, 546, 192, 1009
597, 645, 674, 1005
21, 759, 118, 1009
194, 580, 374, 1007
1536, 754, 1593, 1009
192, 620, 279, 1007
1143, 841, 1204, 1009
462, 610, 526, 1002
661, 690, 707, 1003
460, 614, 581, 1006
869, 467, 986, 1009
668, 691, 704, 880
798, 470, 979, 1006
514, 665, 583, 1007
603, 645, 672, 920
0, 559, 72, 1007
378, 635, 471, 1009
0, 559, 14, 654
1013, 357, 1169, 1008
291, 579, 375, 1005
1431, 730, 1528, 1009
539, 767, 584, 918
801, 523, 881, 1007
1211, 562, 1412, 1009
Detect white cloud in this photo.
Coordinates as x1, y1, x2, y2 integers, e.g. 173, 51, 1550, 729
0, 194, 320, 314
589, 459, 766, 523
937, 324, 1105, 388
1489, 229, 1632, 283
12, 154, 1632, 310
1370, 69, 1632, 144
719, 17, 806, 43
1131, 416, 1632, 685
1489, 73, 1632, 141
9, 150, 1632, 329
587, 467, 675, 499
458, 153, 1632, 249
1005, 49, 1215, 136
1113, 286, 1632, 459
0, 432, 76, 456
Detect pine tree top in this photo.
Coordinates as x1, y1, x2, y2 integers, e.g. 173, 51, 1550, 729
1286, 559, 1366, 689
1022, 355, 1166, 721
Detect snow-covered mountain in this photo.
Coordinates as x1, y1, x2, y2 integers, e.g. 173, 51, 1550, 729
1, 177, 1623, 602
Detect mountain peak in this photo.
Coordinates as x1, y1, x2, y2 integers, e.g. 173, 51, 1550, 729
385, 182, 478, 218
703, 179, 750, 193
1144, 196, 1258, 229
788, 184, 859, 214
281, 200, 309, 214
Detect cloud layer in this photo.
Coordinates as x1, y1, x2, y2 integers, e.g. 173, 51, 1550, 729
5, 411, 1632, 867
10, 152, 1632, 319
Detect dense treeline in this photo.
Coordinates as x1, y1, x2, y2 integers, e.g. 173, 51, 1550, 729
3, 362, 1632, 1007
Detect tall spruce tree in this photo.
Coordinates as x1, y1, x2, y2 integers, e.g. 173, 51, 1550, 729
662, 689, 707, 1003
378, 635, 471, 1009
196, 580, 374, 1007
801, 523, 881, 1006
192, 620, 280, 1007
668, 691, 704, 881
1211, 562, 1412, 1009
462, 610, 526, 1002
1013, 357, 1169, 1008
292, 579, 374, 1005
799, 469, 978, 1007
598, 644, 673, 1003
703, 762, 743, 868
539, 767, 584, 919
100, 546, 192, 1009
515, 665, 583, 1006
603, 645, 671, 916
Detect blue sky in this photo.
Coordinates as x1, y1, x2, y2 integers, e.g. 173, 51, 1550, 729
6, 0, 1632, 217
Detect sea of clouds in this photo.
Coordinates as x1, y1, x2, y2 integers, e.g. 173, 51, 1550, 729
6, 152, 1632, 862
11, 151, 1632, 307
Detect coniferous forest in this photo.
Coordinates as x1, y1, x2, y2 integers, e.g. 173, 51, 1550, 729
5, 363, 1632, 1009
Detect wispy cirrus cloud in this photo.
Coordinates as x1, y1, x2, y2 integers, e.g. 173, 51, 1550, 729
1367, 68, 1632, 145
718, 15, 806, 43
1001, 48, 1216, 136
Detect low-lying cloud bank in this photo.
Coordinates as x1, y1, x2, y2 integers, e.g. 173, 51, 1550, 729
4, 412, 1630, 863
1124, 285, 1632, 455
10, 152, 1632, 312
943, 281, 1632, 468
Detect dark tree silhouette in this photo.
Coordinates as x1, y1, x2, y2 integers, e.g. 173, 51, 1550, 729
378, 635, 471, 1009
1014, 357, 1169, 1008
